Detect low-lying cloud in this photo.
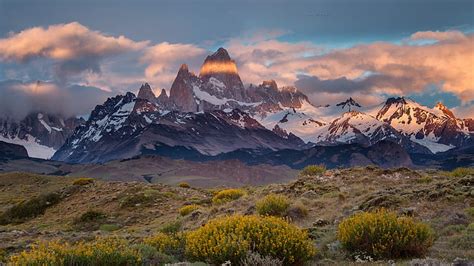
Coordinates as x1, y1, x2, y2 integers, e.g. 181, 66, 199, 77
0, 80, 111, 120
0, 22, 148, 81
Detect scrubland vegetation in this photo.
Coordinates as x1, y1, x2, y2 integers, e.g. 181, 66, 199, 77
0, 166, 472, 265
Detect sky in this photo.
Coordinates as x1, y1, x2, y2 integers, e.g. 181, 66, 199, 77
0, 0, 473, 119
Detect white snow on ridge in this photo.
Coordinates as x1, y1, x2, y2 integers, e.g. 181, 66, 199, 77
410, 137, 454, 153
192, 85, 262, 107
0, 135, 56, 159
37, 114, 52, 133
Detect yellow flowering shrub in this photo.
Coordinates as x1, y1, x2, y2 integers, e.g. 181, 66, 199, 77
143, 232, 182, 255
299, 165, 326, 176
450, 167, 474, 177
185, 215, 316, 264
72, 177, 95, 186
337, 209, 434, 259
9, 237, 142, 265
178, 182, 190, 188
179, 204, 199, 216
212, 188, 245, 204
256, 194, 290, 216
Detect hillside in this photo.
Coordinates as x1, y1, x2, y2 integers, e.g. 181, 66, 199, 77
0, 168, 472, 264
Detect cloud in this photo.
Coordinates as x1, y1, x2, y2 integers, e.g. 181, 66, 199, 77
410, 30, 467, 42
141, 42, 206, 90
229, 30, 473, 104
225, 32, 324, 86
452, 104, 474, 119
0, 80, 111, 120
0, 22, 148, 80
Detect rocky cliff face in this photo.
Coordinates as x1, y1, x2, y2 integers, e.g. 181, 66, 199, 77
376, 97, 472, 152
136, 83, 156, 102
53, 90, 306, 163
0, 141, 28, 159
199, 47, 246, 101
0, 113, 84, 158
169, 64, 201, 112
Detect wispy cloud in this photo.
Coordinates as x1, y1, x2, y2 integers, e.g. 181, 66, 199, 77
0, 22, 148, 81
0, 80, 111, 120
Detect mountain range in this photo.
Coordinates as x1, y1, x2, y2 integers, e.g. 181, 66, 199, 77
1, 48, 473, 169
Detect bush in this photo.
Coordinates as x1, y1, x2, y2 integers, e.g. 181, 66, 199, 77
72, 177, 95, 186
76, 210, 106, 223
300, 165, 326, 176
416, 176, 433, 184
450, 167, 474, 177
337, 209, 434, 259
185, 215, 316, 264
120, 193, 153, 208
212, 189, 245, 204
132, 244, 176, 264
179, 205, 199, 216
99, 224, 121, 232
0, 192, 61, 225
465, 207, 474, 218
286, 202, 308, 220
144, 232, 185, 258
178, 182, 190, 188
241, 251, 283, 266
74, 210, 107, 230
160, 220, 183, 234
256, 194, 290, 216
9, 237, 142, 265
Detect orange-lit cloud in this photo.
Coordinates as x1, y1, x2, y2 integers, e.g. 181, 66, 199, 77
140, 42, 206, 90
227, 30, 474, 104
410, 30, 467, 42
0, 22, 147, 61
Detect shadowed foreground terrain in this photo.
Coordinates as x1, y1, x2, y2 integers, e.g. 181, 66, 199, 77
0, 167, 472, 265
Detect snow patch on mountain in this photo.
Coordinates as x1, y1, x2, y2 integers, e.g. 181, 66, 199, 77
0, 135, 56, 159
410, 137, 455, 153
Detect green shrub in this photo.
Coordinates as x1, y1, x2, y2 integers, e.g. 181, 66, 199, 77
300, 165, 326, 176
449, 223, 474, 250
212, 189, 245, 204
185, 215, 316, 265
256, 194, 290, 216
466, 207, 474, 218
120, 193, 153, 208
72, 177, 95, 186
0, 249, 6, 263
337, 209, 434, 259
99, 224, 121, 232
286, 202, 308, 220
160, 220, 183, 234
450, 167, 474, 177
240, 251, 283, 266
0, 192, 61, 225
179, 205, 199, 216
178, 182, 190, 188
416, 176, 433, 184
76, 210, 106, 223
9, 237, 141, 265
132, 244, 176, 264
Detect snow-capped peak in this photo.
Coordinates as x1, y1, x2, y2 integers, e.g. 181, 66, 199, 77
336, 97, 362, 111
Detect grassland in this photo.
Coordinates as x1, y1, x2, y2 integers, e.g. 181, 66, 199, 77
0, 167, 472, 265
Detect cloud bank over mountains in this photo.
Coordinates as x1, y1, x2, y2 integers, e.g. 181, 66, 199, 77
0, 22, 472, 119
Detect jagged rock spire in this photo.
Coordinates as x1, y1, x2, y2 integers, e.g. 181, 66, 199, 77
137, 83, 156, 102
